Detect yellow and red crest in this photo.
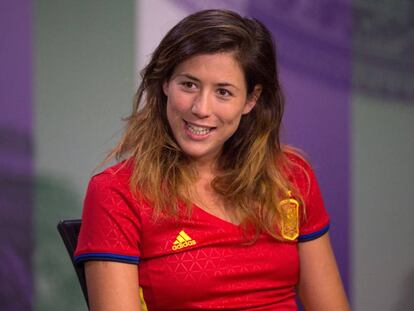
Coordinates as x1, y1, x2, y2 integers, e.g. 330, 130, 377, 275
278, 191, 299, 241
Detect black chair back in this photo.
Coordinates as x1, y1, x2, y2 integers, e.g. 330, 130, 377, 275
57, 219, 89, 308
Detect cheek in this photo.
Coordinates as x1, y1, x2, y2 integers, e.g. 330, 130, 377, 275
167, 89, 191, 112
166, 95, 187, 130
166, 95, 179, 116
166, 101, 178, 128
219, 106, 245, 126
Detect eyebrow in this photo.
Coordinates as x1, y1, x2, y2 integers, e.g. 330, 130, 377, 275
177, 73, 240, 90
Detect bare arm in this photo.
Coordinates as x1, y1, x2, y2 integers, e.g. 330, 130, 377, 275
85, 261, 142, 311
298, 233, 351, 311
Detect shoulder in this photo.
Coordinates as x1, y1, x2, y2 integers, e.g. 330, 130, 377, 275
88, 159, 133, 191
83, 159, 138, 208
281, 147, 330, 240
282, 146, 313, 173
281, 147, 315, 196
75, 159, 143, 263
81, 159, 144, 230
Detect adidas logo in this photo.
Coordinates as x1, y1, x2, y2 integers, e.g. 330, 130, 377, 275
172, 230, 196, 251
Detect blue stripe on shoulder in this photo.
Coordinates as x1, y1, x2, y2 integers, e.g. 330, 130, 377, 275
298, 223, 330, 242
74, 253, 140, 264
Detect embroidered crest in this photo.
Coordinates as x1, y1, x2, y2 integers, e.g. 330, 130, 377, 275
279, 191, 299, 240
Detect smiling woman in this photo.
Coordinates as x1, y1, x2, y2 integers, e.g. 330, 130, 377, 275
74, 9, 350, 311
163, 53, 260, 165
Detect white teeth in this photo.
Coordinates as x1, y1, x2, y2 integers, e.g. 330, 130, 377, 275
187, 123, 211, 135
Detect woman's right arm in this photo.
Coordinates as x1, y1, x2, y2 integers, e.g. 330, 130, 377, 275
85, 261, 142, 311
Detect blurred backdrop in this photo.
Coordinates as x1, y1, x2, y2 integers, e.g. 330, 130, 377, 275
1, 0, 413, 310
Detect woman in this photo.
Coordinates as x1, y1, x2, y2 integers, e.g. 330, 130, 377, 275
75, 9, 350, 311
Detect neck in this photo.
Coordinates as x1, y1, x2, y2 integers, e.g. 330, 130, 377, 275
193, 157, 218, 181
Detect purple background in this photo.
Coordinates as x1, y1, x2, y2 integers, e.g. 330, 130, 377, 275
0, 0, 33, 310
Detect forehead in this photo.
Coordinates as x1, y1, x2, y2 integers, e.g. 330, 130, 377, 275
172, 53, 246, 85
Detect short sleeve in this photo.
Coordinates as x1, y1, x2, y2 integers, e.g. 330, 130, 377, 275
74, 170, 142, 264
286, 152, 330, 242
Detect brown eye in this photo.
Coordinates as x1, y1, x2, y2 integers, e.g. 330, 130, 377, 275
181, 81, 196, 89
217, 88, 232, 97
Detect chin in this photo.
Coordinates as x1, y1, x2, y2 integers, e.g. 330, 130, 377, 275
179, 145, 217, 162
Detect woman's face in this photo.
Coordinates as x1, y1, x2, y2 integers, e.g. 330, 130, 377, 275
163, 52, 260, 166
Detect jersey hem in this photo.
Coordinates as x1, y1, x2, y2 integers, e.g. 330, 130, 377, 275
74, 253, 140, 264
298, 223, 330, 242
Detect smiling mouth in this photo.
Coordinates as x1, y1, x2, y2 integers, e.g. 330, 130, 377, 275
185, 121, 215, 135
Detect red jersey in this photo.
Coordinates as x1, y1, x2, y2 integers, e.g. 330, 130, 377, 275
75, 153, 329, 310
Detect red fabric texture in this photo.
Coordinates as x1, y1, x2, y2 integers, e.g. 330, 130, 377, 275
75, 153, 329, 310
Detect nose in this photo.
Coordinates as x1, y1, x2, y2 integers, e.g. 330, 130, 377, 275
191, 91, 212, 118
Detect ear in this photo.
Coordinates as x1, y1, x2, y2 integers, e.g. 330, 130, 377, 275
162, 80, 169, 96
242, 85, 262, 115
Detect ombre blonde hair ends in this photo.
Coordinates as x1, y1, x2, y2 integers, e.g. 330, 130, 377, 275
106, 10, 304, 240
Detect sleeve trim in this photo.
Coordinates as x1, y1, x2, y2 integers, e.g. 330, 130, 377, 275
298, 223, 330, 242
74, 253, 140, 264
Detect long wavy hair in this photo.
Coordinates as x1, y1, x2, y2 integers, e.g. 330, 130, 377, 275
107, 9, 303, 239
